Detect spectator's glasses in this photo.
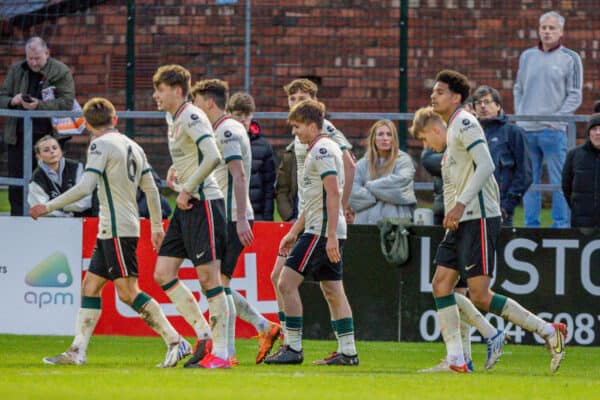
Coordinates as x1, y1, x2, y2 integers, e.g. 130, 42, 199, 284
474, 99, 494, 107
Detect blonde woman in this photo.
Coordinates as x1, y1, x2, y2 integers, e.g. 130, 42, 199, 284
349, 119, 416, 225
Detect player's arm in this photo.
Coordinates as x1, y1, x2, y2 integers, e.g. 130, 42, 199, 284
279, 211, 305, 257
341, 149, 356, 210
457, 141, 495, 207
28, 181, 69, 217
63, 163, 93, 213
228, 158, 254, 246
558, 53, 583, 114
177, 135, 222, 210
140, 168, 165, 251
323, 173, 341, 263
31, 171, 100, 219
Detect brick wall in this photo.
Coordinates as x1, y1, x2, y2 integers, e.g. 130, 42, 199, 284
1, 0, 598, 180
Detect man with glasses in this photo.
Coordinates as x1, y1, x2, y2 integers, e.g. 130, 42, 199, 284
472, 85, 532, 227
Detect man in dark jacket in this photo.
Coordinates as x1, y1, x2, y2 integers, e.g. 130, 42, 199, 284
562, 114, 600, 228
227, 92, 276, 221
0, 37, 76, 215
275, 140, 298, 221
421, 148, 444, 225
472, 85, 532, 227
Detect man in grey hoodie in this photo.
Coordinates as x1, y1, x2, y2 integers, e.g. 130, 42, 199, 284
514, 11, 582, 228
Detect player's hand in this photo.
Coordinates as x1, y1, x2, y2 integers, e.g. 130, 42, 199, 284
176, 190, 193, 210
443, 202, 465, 231
166, 167, 178, 191
236, 217, 254, 247
326, 235, 341, 263
29, 204, 48, 220
278, 232, 297, 257
151, 231, 165, 252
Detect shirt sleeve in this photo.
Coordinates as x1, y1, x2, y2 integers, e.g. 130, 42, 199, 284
220, 128, 243, 163
184, 111, 213, 144
314, 144, 339, 179
326, 122, 353, 151
84, 139, 109, 175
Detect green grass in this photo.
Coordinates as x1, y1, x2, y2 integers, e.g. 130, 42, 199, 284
0, 335, 598, 399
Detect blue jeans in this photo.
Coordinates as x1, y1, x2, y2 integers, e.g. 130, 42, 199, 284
523, 129, 570, 228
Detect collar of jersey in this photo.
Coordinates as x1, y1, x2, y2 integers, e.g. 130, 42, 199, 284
213, 113, 232, 130
308, 134, 328, 151
172, 101, 191, 121
448, 106, 464, 127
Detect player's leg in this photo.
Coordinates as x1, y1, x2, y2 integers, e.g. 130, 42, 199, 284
466, 217, 565, 372
191, 259, 230, 368
271, 254, 287, 332
43, 271, 106, 366
156, 206, 213, 366
113, 275, 191, 368
454, 285, 474, 371
316, 280, 358, 365
263, 265, 304, 364
419, 229, 467, 373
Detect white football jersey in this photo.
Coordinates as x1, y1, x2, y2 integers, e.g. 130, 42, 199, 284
302, 135, 346, 239
166, 102, 222, 201
212, 114, 254, 222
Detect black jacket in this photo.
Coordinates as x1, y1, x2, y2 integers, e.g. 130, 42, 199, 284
562, 140, 600, 228
421, 148, 444, 225
480, 113, 532, 215
248, 120, 276, 221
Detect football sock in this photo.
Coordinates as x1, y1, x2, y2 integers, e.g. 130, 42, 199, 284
133, 292, 179, 344
225, 288, 236, 357
278, 311, 286, 336
455, 292, 497, 339
206, 287, 229, 360
331, 320, 341, 353
285, 316, 303, 352
335, 318, 357, 356
231, 289, 269, 333
162, 278, 211, 340
70, 296, 101, 355
435, 294, 465, 366
491, 294, 554, 337
460, 319, 472, 362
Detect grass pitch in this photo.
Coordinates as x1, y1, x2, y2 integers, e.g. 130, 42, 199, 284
1, 335, 598, 399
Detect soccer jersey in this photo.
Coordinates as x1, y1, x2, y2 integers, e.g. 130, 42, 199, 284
82, 131, 154, 239
442, 108, 501, 221
166, 102, 222, 201
211, 114, 254, 222
302, 135, 346, 239
295, 119, 352, 213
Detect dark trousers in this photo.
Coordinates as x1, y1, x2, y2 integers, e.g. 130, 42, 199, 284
8, 139, 36, 216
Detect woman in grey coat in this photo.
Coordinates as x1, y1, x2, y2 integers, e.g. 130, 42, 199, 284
349, 119, 416, 225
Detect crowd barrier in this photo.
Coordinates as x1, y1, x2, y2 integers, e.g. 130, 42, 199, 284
1, 217, 598, 345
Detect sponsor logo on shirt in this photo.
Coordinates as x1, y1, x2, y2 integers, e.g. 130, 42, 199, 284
89, 143, 102, 156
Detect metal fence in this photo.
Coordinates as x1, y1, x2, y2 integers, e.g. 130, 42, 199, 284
0, 108, 589, 216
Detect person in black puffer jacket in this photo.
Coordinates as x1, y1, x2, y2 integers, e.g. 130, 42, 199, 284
227, 92, 276, 220
562, 113, 600, 228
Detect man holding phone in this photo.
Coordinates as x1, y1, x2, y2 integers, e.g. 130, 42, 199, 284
0, 36, 76, 215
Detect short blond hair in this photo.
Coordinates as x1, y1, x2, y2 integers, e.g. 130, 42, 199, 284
288, 99, 325, 130
284, 79, 318, 97
152, 64, 191, 97
83, 97, 116, 129
409, 107, 445, 140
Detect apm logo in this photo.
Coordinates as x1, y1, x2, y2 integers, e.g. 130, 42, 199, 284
24, 252, 74, 308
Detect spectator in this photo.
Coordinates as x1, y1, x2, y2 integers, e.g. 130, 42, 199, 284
472, 85, 532, 227
28, 135, 95, 217
227, 92, 276, 221
561, 114, 600, 228
349, 119, 416, 225
421, 148, 444, 225
514, 11, 583, 228
275, 140, 298, 221
0, 36, 75, 216
137, 168, 172, 219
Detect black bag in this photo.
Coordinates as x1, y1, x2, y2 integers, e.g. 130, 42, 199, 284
377, 218, 411, 266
